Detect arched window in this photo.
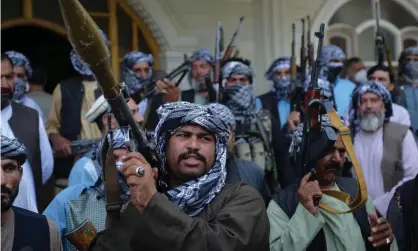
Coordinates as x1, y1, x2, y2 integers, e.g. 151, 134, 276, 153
401, 26, 418, 49
1, 0, 161, 80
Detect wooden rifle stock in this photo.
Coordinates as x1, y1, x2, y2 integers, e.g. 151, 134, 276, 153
65, 220, 97, 251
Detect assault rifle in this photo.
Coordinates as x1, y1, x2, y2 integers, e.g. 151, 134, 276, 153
374, 0, 395, 76
307, 16, 314, 72
214, 21, 224, 101
290, 23, 298, 111
222, 16, 245, 61
58, 0, 164, 249
70, 138, 101, 156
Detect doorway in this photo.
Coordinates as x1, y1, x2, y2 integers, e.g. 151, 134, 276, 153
1, 25, 78, 94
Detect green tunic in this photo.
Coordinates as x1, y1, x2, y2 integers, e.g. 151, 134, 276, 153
268, 184, 399, 251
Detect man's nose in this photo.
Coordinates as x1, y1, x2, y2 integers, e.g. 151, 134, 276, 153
185, 137, 200, 150
331, 150, 341, 162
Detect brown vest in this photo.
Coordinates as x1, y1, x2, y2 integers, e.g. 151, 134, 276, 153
382, 122, 408, 192
8, 102, 43, 211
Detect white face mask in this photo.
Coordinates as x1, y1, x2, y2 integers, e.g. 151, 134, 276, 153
354, 69, 368, 85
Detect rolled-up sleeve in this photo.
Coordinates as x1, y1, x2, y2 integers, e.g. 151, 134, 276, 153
268, 201, 325, 251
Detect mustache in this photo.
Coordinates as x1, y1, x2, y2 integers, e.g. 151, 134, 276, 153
325, 161, 340, 170
178, 150, 207, 164
1, 185, 13, 196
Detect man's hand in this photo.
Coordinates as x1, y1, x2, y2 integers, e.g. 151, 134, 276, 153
120, 152, 158, 213
155, 78, 180, 103
368, 212, 394, 247
287, 111, 301, 132
50, 133, 72, 157
298, 172, 322, 215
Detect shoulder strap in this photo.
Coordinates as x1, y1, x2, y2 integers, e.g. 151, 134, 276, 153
323, 108, 368, 214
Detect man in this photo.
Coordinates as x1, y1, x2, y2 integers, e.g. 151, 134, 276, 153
90, 101, 270, 251
396, 46, 418, 135
257, 57, 293, 128
1, 53, 54, 213
341, 57, 367, 85
268, 115, 397, 250
43, 129, 134, 251
208, 103, 270, 204
351, 81, 418, 216
386, 174, 418, 251
5, 50, 44, 119
68, 95, 144, 188
27, 67, 52, 121
321, 45, 357, 114
220, 58, 284, 189
1, 135, 62, 250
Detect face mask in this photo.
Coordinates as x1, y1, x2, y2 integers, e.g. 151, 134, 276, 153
354, 69, 368, 85
272, 76, 291, 99
403, 61, 418, 84
223, 84, 256, 116
12, 79, 28, 101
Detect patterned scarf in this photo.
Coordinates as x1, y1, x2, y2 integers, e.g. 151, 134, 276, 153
265, 57, 292, 99
188, 48, 215, 90
348, 81, 393, 133
321, 45, 345, 81
121, 51, 154, 94
5, 51, 33, 77
402, 46, 418, 84
206, 103, 236, 131
92, 129, 131, 203
1, 135, 27, 164
70, 30, 109, 77
222, 84, 257, 123
154, 101, 228, 216
12, 78, 28, 102
221, 61, 254, 83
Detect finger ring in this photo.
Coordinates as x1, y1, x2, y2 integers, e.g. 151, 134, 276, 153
135, 167, 145, 177
386, 238, 391, 245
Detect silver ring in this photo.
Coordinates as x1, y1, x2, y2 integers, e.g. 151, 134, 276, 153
386, 238, 391, 245
135, 167, 145, 177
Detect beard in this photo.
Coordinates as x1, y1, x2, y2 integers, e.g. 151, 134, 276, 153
191, 74, 213, 92
1, 184, 19, 212
358, 109, 385, 132
1, 87, 14, 109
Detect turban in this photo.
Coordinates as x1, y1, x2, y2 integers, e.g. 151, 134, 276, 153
154, 101, 228, 216
288, 115, 335, 155
190, 48, 215, 65
1, 135, 27, 164
5, 51, 32, 77
70, 30, 109, 76
221, 61, 254, 82
321, 45, 346, 66
405, 46, 418, 56
264, 57, 291, 81
348, 81, 393, 127
121, 51, 154, 94
206, 103, 236, 131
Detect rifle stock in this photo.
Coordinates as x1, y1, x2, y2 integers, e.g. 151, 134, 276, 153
65, 220, 97, 251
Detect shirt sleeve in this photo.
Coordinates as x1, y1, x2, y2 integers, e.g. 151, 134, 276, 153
374, 130, 418, 217
47, 218, 64, 251
256, 97, 263, 112
268, 200, 325, 251
45, 84, 62, 136
39, 114, 54, 184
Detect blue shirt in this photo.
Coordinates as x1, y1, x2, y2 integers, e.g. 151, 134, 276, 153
67, 154, 100, 188
333, 77, 356, 115
256, 97, 290, 128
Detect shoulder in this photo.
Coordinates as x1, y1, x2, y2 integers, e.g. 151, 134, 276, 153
11, 101, 39, 116
257, 91, 275, 100
48, 184, 87, 206
220, 183, 265, 205
233, 158, 264, 176
13, 206, 46, 219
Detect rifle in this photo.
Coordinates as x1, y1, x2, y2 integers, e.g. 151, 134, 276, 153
300, 23, 328, 207
374, 0, 394, 71
307, 16, 314, 72
300, 18, 307, 84
222, 16, 245, 61
290, 23, 298, 111
70, 138, 101, 156
214, 21, 224, 101
58, 0, 164, 249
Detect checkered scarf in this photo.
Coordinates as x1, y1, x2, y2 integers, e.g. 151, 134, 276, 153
206, 103, 236, 131
348, 81, 393, 131
92, 129, 131, 203
222, 84, 257, 123
121, 51, 154, 94
265, 57, 292, 99
321, 45, 345, 66
221, 61, 254, 82
288, 115, 335, 155
5, 51, 32, 77
154, 101, 228, 216
403, 46, 418, 83
303, 75, 334, 99
12, 78, 28, 102
190, 48, 215, 65
1, 135, 27, 164
70, 30, 109, 77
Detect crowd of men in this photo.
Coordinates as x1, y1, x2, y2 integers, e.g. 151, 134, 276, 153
1, 29, 418, 250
